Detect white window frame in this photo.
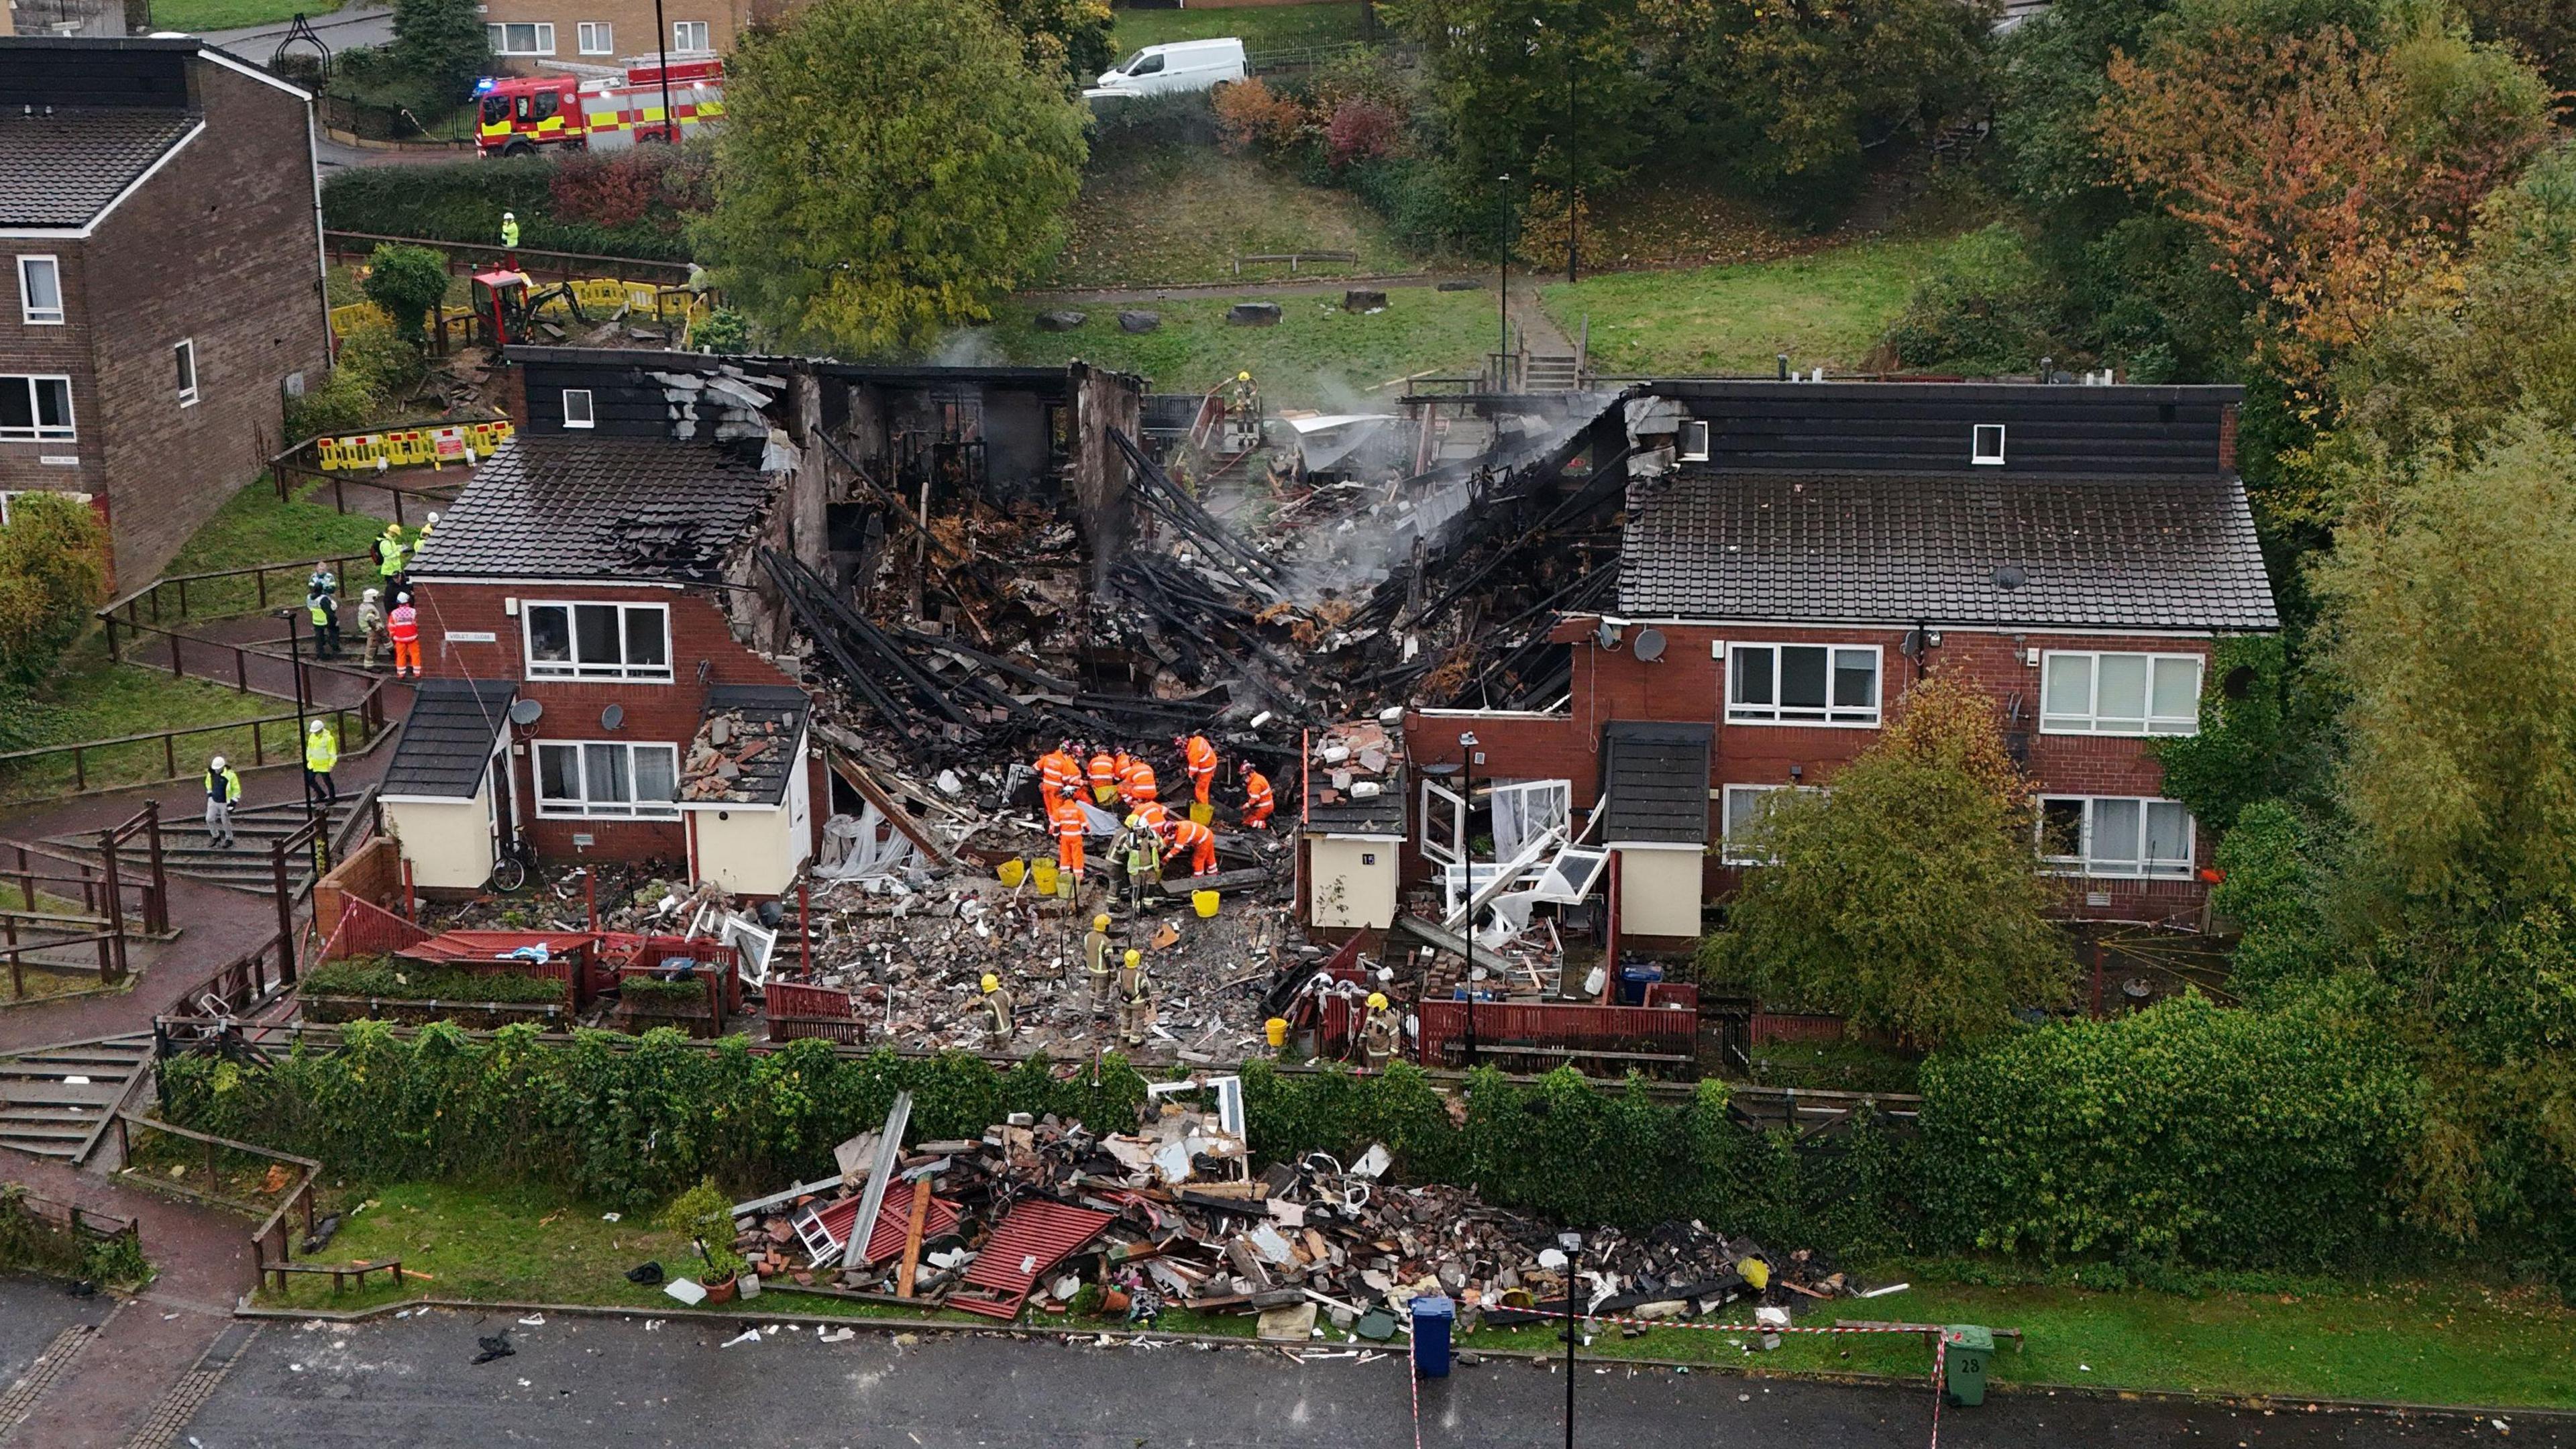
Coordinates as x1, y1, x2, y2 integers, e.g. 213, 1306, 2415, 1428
561, 388, 594, 428
0, 375, 76, 442
1490, 777, 1570, 861
1725, 642, 1882, 727
1972, 423, 2006, 466
486, 21, 556, 54
2037, 795, 2196, 879
2039, 651, 2202, 736
17, 256, 62, 326
1419, 778, 1466, 866
1720, 783, 1823, 865
672, 19, 710, 50
1678, 419, 1710, 462
577, 19, 614, 53
173, 338, 197, 407
535, 739, 680, 820
521, 600, 673, 682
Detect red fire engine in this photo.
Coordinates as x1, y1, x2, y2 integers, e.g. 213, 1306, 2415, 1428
474, 56, 724, 157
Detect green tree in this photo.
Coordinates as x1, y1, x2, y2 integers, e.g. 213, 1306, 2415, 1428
695, 0, 1087, 356
0, 493, 108, 686
993, 0, 1116, 87
1385, 0, 1658, 205
360, 244, 451, 343
1880, 223, 2072, 374
391, 0, 491, 109
1699, 677, 2071, 1048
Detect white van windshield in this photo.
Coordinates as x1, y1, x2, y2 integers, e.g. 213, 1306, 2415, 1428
1114, 48, 1148, 72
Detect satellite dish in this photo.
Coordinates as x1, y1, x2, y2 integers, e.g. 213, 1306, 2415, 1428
600, 703, 625, 731
508, 698, 543, 726
1633, 627, 1666, 663
1900, 629, 1927, 658
1593, 619, 1621, 650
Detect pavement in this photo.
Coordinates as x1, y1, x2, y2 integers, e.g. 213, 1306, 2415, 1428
174, 1311, 2561, 1448
0, 1271, 111, 1387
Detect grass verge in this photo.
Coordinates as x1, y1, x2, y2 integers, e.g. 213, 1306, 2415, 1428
1111, 2, 1375, 54
1044, 145, 1418, 290
149, 0, 342, 30
0, 633, 279, 802
1540, 234, 1960, 376
252, 1181, 2576, 1409
166, 477, 405, 584
981, 285, 1494, 409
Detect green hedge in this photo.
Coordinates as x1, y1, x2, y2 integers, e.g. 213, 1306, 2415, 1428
617, 976, 711, 1010
1917, 994, 2420, 1267
303, 959, 566, 1004
321, 157, 696, 262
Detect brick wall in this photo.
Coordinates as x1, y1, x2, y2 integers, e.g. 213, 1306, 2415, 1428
62, 60, 327, 584
1409, 621, 2227, 920
478, 0, 758, 68
0, 239, 101, 502
412, 578, 824, 868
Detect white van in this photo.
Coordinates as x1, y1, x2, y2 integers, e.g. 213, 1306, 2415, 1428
1085, 38, 1247, 99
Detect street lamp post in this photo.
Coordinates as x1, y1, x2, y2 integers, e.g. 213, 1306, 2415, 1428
277, 608, 318, 834
651, 0, 678, 144
1458, 731, 1479, 1067
1495, 176, 1511, 385
1560, 1230, 1582, 1448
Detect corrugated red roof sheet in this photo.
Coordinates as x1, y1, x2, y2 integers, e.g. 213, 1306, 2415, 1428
800, 1190, 962, 1263
948, 1199, 1116, 1320
396, 930, 600, 963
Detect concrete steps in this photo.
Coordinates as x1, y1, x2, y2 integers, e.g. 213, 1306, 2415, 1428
46, 799, 366, 896
0, 1034, 151, 1161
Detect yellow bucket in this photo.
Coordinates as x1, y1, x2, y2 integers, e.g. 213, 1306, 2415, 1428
1193, 889, 1220, 918
1057, 870, 1076, 899
997, 858, 1026, 888
1265, 1016, 1288, 1049
1189, 802, 1214, 826
1032, 859, 1059, 894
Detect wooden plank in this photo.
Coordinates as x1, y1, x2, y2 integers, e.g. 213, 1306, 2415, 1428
825, 752, 957, 869
896, 1177, 930, 1299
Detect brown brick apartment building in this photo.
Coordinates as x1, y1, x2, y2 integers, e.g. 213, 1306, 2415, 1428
0, 37, 330, 585
479, 0, 796, 70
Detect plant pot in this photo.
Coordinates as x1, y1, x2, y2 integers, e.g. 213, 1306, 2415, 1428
703, 1271, 738, 1305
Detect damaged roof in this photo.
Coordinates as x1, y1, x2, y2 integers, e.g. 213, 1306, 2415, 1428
680, 685, 811, 807
409, 433, 780, 584
381, 680, 518, 800
1617, 470, 2279, 631
1601, 721, 1712, 845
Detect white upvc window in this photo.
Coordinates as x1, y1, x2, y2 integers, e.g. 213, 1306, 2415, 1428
17, 256, 62, 325
0, 376, 75, 441
672, 19, 710, 50
1720, 783, 1823, 865
577, 20, 614, 52
535, 740, 679, 818
1726, 643, 1880, 727
522, 600, 672, 682
173, 338, 197, 407
2040, 651, 2202, 735
561, 388, 594, 428
1678, 419, 1710, 462
1972, 423, 2006, 465
2038, 796, 2196, 879
486, 21, 555, 54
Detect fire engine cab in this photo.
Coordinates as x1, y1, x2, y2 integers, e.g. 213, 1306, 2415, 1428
475, 56, 724, 156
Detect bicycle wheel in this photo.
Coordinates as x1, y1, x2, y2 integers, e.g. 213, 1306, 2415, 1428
491, 855, 527, 893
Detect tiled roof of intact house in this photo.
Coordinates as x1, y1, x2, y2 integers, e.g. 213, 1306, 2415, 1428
382, 680, 519, 800
409, 433, 780, 583
1617, 470, 2279, 631
0, 108, 197, 227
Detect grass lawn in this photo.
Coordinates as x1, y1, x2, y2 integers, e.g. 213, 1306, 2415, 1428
150, 0, 341, 30
165, 477, 405, 604
1540, 234, 1960, 377
981, 285, 1495, 409
1042, 145, 1419, 289
1111, 2, 1375, 54
0, 632, 281, 802
249, 1180, 2576, 1409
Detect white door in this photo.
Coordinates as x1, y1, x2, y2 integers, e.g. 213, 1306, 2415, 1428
785, 731, 814, 868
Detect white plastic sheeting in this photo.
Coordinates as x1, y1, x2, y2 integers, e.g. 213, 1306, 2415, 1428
813, 806, 919, 883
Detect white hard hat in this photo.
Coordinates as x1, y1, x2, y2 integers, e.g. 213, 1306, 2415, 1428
209, 755, 227, 771
504, 211, 516, 220
363, 588, 379, 600
309, 719, 327, 733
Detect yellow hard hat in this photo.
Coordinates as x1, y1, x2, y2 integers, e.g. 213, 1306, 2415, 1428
1366, 991, 1389, 1010
1123, 949, 1141, 966
1236, 371, 1250, 382
981, 973, 1000, 994
1093, 913, 1111, 930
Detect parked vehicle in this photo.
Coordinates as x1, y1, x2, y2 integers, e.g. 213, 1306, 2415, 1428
475, 56, 724, 157
1084, 38, 1246, 99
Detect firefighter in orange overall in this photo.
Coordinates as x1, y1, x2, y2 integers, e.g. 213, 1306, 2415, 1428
1179, 733, 1218, 809
1121, 756, 1159, 812
386, 594, 423, 679
1161, 815, 1218, 878
1087, 747, 1121, 806
1035, 739, 1081, 813
1238, 761, 1275, 830
1051, 796, 1087, 896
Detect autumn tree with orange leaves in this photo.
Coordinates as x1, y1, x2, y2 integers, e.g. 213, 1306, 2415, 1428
2095, 22, 2549, 404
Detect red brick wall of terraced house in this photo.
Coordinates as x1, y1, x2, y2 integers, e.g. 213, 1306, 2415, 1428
410, 579, 825, 870
1407, 621, 2225, 924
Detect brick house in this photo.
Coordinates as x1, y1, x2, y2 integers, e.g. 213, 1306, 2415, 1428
480, 0, 797, 71
1389, 379, 2279, 947
0, 37, 330, 584
380, 345, 1142, 896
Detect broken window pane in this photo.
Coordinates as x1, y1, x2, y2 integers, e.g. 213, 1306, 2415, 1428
2039, 798, 2084, 861
574, 604, 622, 668
527, 605, 572, 666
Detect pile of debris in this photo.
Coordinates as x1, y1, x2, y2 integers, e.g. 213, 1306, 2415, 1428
682, 704, 794, 804
718, 1085, 1873, 1341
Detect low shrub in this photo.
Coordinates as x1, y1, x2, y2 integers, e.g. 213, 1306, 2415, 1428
618, 975, 712, 1011
1879, 224, 2071, 376
303, 959, 566, 1004
322, 149, 709, 260
284, 375, 376, 441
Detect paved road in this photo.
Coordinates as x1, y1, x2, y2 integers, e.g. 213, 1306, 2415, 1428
199, 4, 392, 64
0, 1271, 111, 1387
179, 1311, 2559, 1448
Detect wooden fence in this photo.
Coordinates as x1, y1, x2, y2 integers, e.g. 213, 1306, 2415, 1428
113, 1111, 323, 1296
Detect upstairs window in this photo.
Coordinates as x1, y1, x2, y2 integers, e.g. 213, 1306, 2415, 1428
2041, 651, 2201, 735
1972, 423, 2006, 465
672, 19, 710, 50
523, 601, 671, 682
1678, 419, 1710, 462
578, 20, 614, 52
561, 388, 594, 428
1727, 643, 1880, 727
0, 376, 74, 441
174, 339, 197, 407
2039, 796, 2195, 878
17, 256, 62, 325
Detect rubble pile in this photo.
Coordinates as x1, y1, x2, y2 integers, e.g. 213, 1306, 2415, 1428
682, 706, 792, 803
727, 1095, 1869, 1340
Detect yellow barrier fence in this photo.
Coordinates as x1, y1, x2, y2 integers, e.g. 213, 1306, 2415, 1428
311, 419, 516, 473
